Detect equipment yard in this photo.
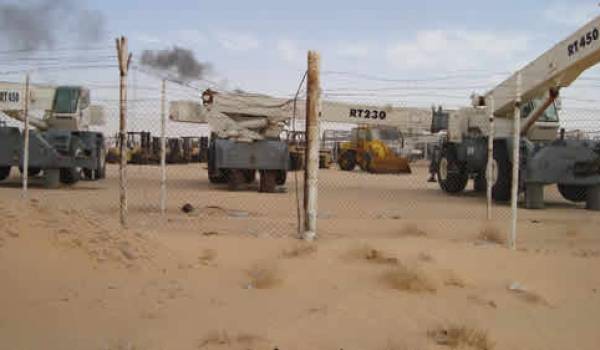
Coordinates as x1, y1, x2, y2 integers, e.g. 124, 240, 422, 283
1, 164, 599, 350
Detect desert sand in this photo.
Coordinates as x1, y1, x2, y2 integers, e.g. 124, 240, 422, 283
0, 163, 599, 350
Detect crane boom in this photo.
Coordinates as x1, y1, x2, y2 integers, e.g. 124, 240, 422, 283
474, 15, 600, 116
170, 90, 431, 134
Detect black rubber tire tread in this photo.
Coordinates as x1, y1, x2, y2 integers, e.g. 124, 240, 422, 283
492, 145, 512, 202
474, 173, 487, 192
243, 169, 257, 184
275, 170, 287, 186
227, 169, 245, 191
60, 167, 80, 185
0, 166, 10, 181
437, 149, 468, 194
557, 184, 588, 203
259, 170, 277, 193
338, 151, 357, 171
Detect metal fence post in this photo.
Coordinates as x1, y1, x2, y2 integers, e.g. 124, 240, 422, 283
510, 72, 522, 250
21, 73, 30, 199
486, 96, 495, 220
303, 51, 320, 241
116, 37, 132, 227
160, 79, 167, 215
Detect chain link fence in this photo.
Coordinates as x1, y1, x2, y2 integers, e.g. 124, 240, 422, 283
1, 61, 600, 243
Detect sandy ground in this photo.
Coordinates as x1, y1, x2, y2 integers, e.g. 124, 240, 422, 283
0, 163, 599, 350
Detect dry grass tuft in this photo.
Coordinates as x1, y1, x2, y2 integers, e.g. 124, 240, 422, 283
511, 289, 550, 306
198, 249, 217, 265
245, 264, 282, 289
478, 225, 505, 245
198, 331, 268, 348
428, 324, 494, 350
281, 242, 317, 259
347, 244, 399, 265
400, 223, 427, 237
418, 252, 434, 263
381, 264, 436, 293
444, 274, 466, 289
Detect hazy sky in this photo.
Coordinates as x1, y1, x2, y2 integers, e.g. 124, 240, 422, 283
1, 0, 600, 131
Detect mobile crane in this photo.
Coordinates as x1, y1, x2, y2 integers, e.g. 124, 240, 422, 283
169, 90, 430, 192
0, 82, 106, 188
431, 15, 600, 210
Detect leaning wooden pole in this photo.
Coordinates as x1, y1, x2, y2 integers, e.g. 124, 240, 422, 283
510, 72, 522, 250
116, 37, 132, 227
303, 51, 320, 241
486, 96, 495, 220
21, 73, 30, 199
160, 79, 167, 215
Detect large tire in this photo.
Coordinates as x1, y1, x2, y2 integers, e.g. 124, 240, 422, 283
207, 144, 227, 184
474, 173, 486, 192
243, 169, 256, 184
557, 184, 587, 203
259, 170, 277, 193
60, 141, 83, 185
437, 149, 468, 194
0, 166, 10, 181
18, 166, 42, 177
227, 169, 245, 191
338, 151, 356, 171
83, 146, 106, 180
276, 170, 287, 186
491, 146, 512, 202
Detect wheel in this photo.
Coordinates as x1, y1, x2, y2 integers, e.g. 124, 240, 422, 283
243, 169, 256, 184
474, 173, 486, 192
0, 166, 10, 181
338, 151, 356, 171
96, 146, 107, 179
557, 184, 587, 203
363, 152, 374, 173
18, 166, 42, 177
275, 170, 287, 186
259, 170, 277, 193
491, 146, 512, 202
437, 149, 468, 194
59, 142, 83, 185
227, 169, 245, 191
207, 146, 227, 184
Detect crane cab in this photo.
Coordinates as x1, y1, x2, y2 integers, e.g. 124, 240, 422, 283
45, 86, 104, 131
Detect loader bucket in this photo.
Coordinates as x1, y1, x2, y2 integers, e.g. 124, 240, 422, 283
368, 156, 412, 174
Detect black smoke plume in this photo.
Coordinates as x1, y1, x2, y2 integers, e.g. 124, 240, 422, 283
140, 47, 209, 81
0, 0, 106, 51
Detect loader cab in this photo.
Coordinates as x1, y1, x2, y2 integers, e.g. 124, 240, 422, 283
522, 98, 561, 142
46, 86, 101, 131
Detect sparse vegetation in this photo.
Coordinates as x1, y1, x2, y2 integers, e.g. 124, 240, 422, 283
245, 264, 282, 289
400, 223, 427, 237
281, 242, 317, 258
381, 264, 436, 293
478, 225, 505, 245
428, 324, 494, 350
443, 273, 466, 288
347, 244, 398, 265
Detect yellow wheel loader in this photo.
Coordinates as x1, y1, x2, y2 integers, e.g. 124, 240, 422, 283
337, 125, 412, 174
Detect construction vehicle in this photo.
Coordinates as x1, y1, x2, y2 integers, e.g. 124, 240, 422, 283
337, 125, 412, 174
285, 130, 333, 171
170, 90, 430, 192
431, 15, 600, 210
0, 82, 106, 188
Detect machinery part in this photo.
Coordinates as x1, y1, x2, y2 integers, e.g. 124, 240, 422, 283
338, 151, 356, 171
59, 142, 84, 185
525, 183, 545, 209
83, 146, 106, 180
259, 170, 277, 193
44, 169, 61, 189
18, 166, 42, 177
243, 169, 256, 184
557, 184, 588, 203
361, 152, 372, 172
437, 149, 468, 194
227, 169, 246, 191
474, 173, 486, 192
586, 186, 600, 211
0, 166, 10, 181
276, 170, 287, 186
207, 140, 227, 184
491, 146, 512, 202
